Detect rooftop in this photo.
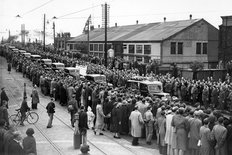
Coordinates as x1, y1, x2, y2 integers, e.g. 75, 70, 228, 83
69, 18, 202, 42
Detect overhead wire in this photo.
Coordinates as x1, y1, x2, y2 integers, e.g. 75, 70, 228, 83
22, 0, 55, 16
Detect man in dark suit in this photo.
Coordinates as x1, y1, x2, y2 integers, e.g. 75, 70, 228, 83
8, 131, 25, 155
20, 97, 30, 126
78, 105, 88, 144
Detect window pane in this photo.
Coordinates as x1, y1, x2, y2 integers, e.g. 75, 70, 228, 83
178, 42, 183, 54
171, 42, 176, 54
136, 45, 143, 54
144, 56, 151, 63
144, 45, 151, 54
203, 43, 207, 54
196, 43, 201, 54
90, 44, 93, 51
94, 44, 99, 51
99, 44, 103, 51
129, 45, 135, 54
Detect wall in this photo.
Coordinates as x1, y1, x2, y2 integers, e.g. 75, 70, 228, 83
162, 20, 218, 68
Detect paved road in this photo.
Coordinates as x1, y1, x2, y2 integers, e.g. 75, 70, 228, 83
0, 56, 160, 155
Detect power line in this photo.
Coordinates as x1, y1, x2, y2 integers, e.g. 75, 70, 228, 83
57, 4, 100, 19
22, 0, 55, 16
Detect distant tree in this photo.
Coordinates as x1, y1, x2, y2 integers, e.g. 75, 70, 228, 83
190, 61, 204, 79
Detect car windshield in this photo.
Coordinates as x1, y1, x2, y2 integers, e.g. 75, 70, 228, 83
148, 84, 162, 92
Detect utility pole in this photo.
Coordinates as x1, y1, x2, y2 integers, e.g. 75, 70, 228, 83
53, 22, 56, 52
43, 14, 46, 51
87, 19, 90, 54
104, 3, 107, 67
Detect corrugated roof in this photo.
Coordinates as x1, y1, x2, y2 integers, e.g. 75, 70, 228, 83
68, 19, 202, 42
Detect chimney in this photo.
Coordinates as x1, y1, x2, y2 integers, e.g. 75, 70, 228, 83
115, 23, 117, 27
136, 20, 138, 24
190, 14, 192, 20
164, 17, 166, 22
98, 25, 100, 28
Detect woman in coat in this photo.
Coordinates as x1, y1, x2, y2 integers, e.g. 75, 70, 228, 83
129, 105, 144, 146
23, 128, 37, 155
157, 111, 166, 155
111, 102, 122, 138
31, 85, 39, 110
94, 100, 106, 135
171, 108, 189, 155
199, 118, 213, 155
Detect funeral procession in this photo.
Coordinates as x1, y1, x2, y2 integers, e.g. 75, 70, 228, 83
1, 0, 232, 155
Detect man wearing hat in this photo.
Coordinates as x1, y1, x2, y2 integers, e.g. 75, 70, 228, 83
22, 128, 37, 155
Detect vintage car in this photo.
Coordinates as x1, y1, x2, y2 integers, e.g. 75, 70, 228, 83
64, 67, 80, 78
38, 59, 52, 67
127, 78, 170, 99
30, 55, 42, 61
51, 62, 65, 70
85, 74, 106, 84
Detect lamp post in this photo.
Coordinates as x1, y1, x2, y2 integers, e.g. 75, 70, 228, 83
52, 16, 57, 52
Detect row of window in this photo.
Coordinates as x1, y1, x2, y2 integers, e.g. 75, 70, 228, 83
89, 43, 112, 52
170, 42, 208, 55
128, 45, 151, 55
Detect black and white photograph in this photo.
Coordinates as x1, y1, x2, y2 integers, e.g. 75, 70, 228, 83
1, 0, 232, 155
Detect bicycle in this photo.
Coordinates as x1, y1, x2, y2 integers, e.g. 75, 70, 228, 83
9, 109, 39, 126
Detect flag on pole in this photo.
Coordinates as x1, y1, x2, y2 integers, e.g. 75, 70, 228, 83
83, 15, 91, 34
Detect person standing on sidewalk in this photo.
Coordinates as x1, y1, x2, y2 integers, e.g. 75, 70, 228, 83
8, 62, 11, 74
31, 85, 40, 110
68, 95, 79, 127
1, 87, 9, 108
46, 98, 55, 128
144, 106, 154, 145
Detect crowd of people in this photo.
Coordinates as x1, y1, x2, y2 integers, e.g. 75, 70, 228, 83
1, 45, 232, 155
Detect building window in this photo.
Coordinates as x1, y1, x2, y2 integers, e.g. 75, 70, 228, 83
123, 44, 127, 49
129, 45, 135, 54
177, 42, 183, 54
128, 56, 134, 61
94, 44, 99, 51
144, 56, 151, 63
171, 42, 176, 54
99, 44, 103, 51
70, 44, 73, 50
203, 43, 207, 54
90, 44, 93, 51
196, 42, 201, 54
136, 56, 143, 62
136, 45, 143, 54
144, 45, 151, 54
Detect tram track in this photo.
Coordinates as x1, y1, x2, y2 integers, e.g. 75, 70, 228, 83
2, 56, 144, 155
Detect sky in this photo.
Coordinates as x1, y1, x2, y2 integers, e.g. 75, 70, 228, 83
1, 0, 232, 44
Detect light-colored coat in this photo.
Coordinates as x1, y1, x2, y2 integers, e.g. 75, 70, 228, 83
129, 110, 144, 137
95, 104, 105, 130
165, 113, 174, 145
